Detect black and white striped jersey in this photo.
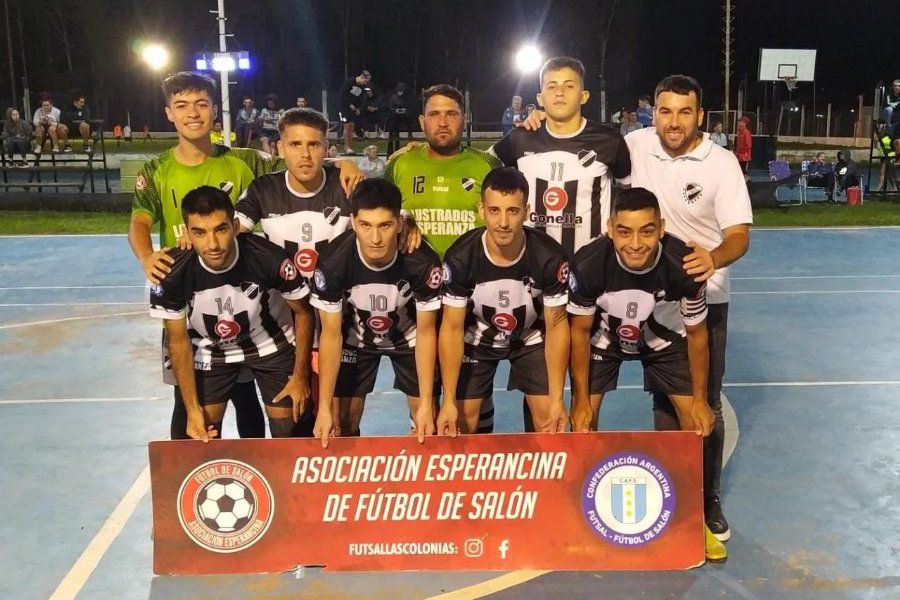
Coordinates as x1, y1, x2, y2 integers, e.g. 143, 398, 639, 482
310, 229, 443, 352
442, 226, 569, 357
490, 118, 631, 255
234, 167, 351, 280
149, 234, 309, 368
567, 234, 707, 354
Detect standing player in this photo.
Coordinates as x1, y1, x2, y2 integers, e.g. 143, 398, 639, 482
312, 179, 442, 446
339, 70, 372, 155
438, 168, 570, 435
150, 187, 313, 440
385, 83, 501, 433
625, 75, 752, 544
566, 188, 725, 561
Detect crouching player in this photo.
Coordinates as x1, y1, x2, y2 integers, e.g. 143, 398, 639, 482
312, 179, 442, 446
566, 187, 725, 561
438, 167, 570, 435
150, 186, 314, 440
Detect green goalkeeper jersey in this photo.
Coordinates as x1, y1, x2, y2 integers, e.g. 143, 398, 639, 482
384, 145, 500, 258
131, 144, 283, 248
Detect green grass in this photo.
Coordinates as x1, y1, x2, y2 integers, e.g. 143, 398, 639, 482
0, 211, 131, 234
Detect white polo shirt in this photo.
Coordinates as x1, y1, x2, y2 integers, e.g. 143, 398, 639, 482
624, 127, 752, 304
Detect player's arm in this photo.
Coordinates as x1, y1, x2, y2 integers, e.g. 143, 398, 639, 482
314, 309, 343, 447
682, 282, 712, 436
568, 312, 594, 432
398, 211, 422, 254
129, 164, 174, 283
437, 304, 466, 437
164, 318, 216, 442
543, 303, 570, 433
684, 224, 750, 283
325, 158, 365, 195
414, 309, 438, 443
234, 185, 262, 233
273, 297, 314, 423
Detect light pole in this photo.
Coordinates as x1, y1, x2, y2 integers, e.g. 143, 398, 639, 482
212, 0, 233, 147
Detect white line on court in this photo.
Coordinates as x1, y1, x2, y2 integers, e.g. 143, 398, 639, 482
0, 311, 144, 330
0, 302, 146, 307
0, 396, 166, 405
0, 285, 145, 290
48, 465, 151, 600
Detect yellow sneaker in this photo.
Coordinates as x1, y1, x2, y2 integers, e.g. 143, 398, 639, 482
705, 524, 727, 563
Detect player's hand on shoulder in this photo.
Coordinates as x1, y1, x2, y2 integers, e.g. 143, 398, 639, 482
141, 247, 175, 284
337, 159, 365, 195
436, 403, 459, 437
519, 110, 546, 131
414, 401, 436, 443
387, 141, 420, 162
176, 232, 193, 251
683, 241, 716, 283
399, 214, 423, 254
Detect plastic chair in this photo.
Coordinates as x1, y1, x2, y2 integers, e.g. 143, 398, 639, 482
768, 159, 803, 205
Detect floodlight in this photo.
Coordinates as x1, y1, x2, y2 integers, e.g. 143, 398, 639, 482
142, 44, 170, 72
195, 59, 208, 71
514, 45, 543, 74
212, 54, 236, 72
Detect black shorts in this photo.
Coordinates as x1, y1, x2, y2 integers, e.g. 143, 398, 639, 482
339, 109, 361, 126
260, 128, 280, 141
186, 345, 297, 408
333, 347, 430, 398
456, 343, 548, 399
585, 340, 692, 396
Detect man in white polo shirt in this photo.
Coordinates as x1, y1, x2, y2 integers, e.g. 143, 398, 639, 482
624, 74, 751, 545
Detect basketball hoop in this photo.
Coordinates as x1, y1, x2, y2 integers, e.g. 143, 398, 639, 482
781, 76, 797, 91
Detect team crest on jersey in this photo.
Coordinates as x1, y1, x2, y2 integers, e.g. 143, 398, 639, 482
543, 186, 569, 211
313, 268, 327, 291
521, 275, 535, 293
294, 248, 319, 273
617, 324, 641, 341
442, 263, 452, 284
396, 280, 411, 296
135, 173, 147, 191
279, 259, 298, 281
215, 319, 242, 340
427, 266, 442, 290
219, 181, 235, 195
556, 261, 570, 285
492, 313, 518, 332
578, 149, 597, 168
682, 182, 704, 204
323, 206, 342, 225
461, 177, 476, 192
240, 282, 260, 300
367, 315, 393, 334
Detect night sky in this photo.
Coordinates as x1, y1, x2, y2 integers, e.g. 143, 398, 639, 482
1, 0, 896, 128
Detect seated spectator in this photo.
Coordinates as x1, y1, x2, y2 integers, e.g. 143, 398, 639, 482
874, 120, 897, 191
835, 149, 860, 193
636, 95, 653, 127
806, 152, 835, 201
710, 121, 728, 149
360, 87, 385, 136
61, 94, 93, 152
296, 96, 310, 108
526, 103, 536, 115
619, 109, 643, 136
259, 94, 283, 155
359, 144, 386, 178
327, 144, 340, 158
3, 107, 32, 166
881, 79, 900, 131
501, 95, 526, 135
386, 82, 415, 155
32, 94, 65, 153
210, 121, 236, 146
610, 106, 626, 125
235, 96, 259, 147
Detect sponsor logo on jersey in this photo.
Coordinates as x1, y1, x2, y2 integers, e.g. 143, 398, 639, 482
580, 452, 675, 547
530, 212, 583, 226
556, 261, 570, 285
427, 266, 442, 290
340, 348, 359, 364
441, 263, 452, 284
578, 149, 597, 168
367, 315, 393, 334
313, 268, 327, 292
323, 206, 342, 226
461, 177, 476, 192
682, 182, 703, 204
294, 248, 319, 273
219, 181, 235, 195
177, 459, 275, 553
279, 259, 298, 281
542, 186, 569, 211
616, 324, 641, 342
214, 319, 242, 340
491, 312, 518, 332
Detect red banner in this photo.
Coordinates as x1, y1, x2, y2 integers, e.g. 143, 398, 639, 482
149, 432, 703, 574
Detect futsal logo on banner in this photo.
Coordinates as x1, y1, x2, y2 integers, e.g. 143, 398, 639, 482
580, 452, 675, 547
177, 459, 275, 553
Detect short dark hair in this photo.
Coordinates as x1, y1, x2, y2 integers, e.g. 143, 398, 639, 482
350, 178, 402, 217
539, 56, 585, 88
266, 93, 278, 104
612, 187, 660, 216
181, 185, 235, 223
278, 107, 329, 135
243, 95, 253, 101
40, 93, 52, 103
639, 94, 651, 103
422, 84, 464, 114
162, 72, 217, 102
482, 167, 529, 203
72, 94, 85, 102
654, 74, 703, 108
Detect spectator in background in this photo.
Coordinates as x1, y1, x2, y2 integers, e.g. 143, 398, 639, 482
835, 149, 860, 194
636, 95, 653, 127
619, 109, 643, 136
210, 120, 236, 146
710, 121, 728, 149
735, 116, 752, 173
259, 94, 283, 155
328, 143, 340, 158
3, 108, 32, 166
296, 96, 310, 108
235, 96, 259, 147
339, 70, 372, 154
360, 144, 386, 178
610, 106, 626, 124
806, 152, 835, 201
33, 94, 65, 152
61, 94, 93, 152
386, 81, 416, 155
526, 103, 536, 116
360, 87, 385, 136
881, 79, 900, 131
501, 95, 525, 135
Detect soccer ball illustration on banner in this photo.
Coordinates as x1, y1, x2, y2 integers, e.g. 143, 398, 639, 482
196, 478, 256, 533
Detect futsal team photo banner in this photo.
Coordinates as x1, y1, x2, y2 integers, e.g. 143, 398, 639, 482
149, 432, 703, 574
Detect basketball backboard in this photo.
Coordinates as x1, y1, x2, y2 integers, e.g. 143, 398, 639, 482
758, 48, 816, 82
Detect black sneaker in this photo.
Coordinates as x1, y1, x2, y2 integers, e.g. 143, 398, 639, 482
705, 495, 731, 542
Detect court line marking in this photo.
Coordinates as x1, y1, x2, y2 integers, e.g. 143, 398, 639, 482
425, 571, 550, 600
0, 396, 166, 405
0, 285, 145, 290
48, 464, 151, 600
0, 311, 145, 330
